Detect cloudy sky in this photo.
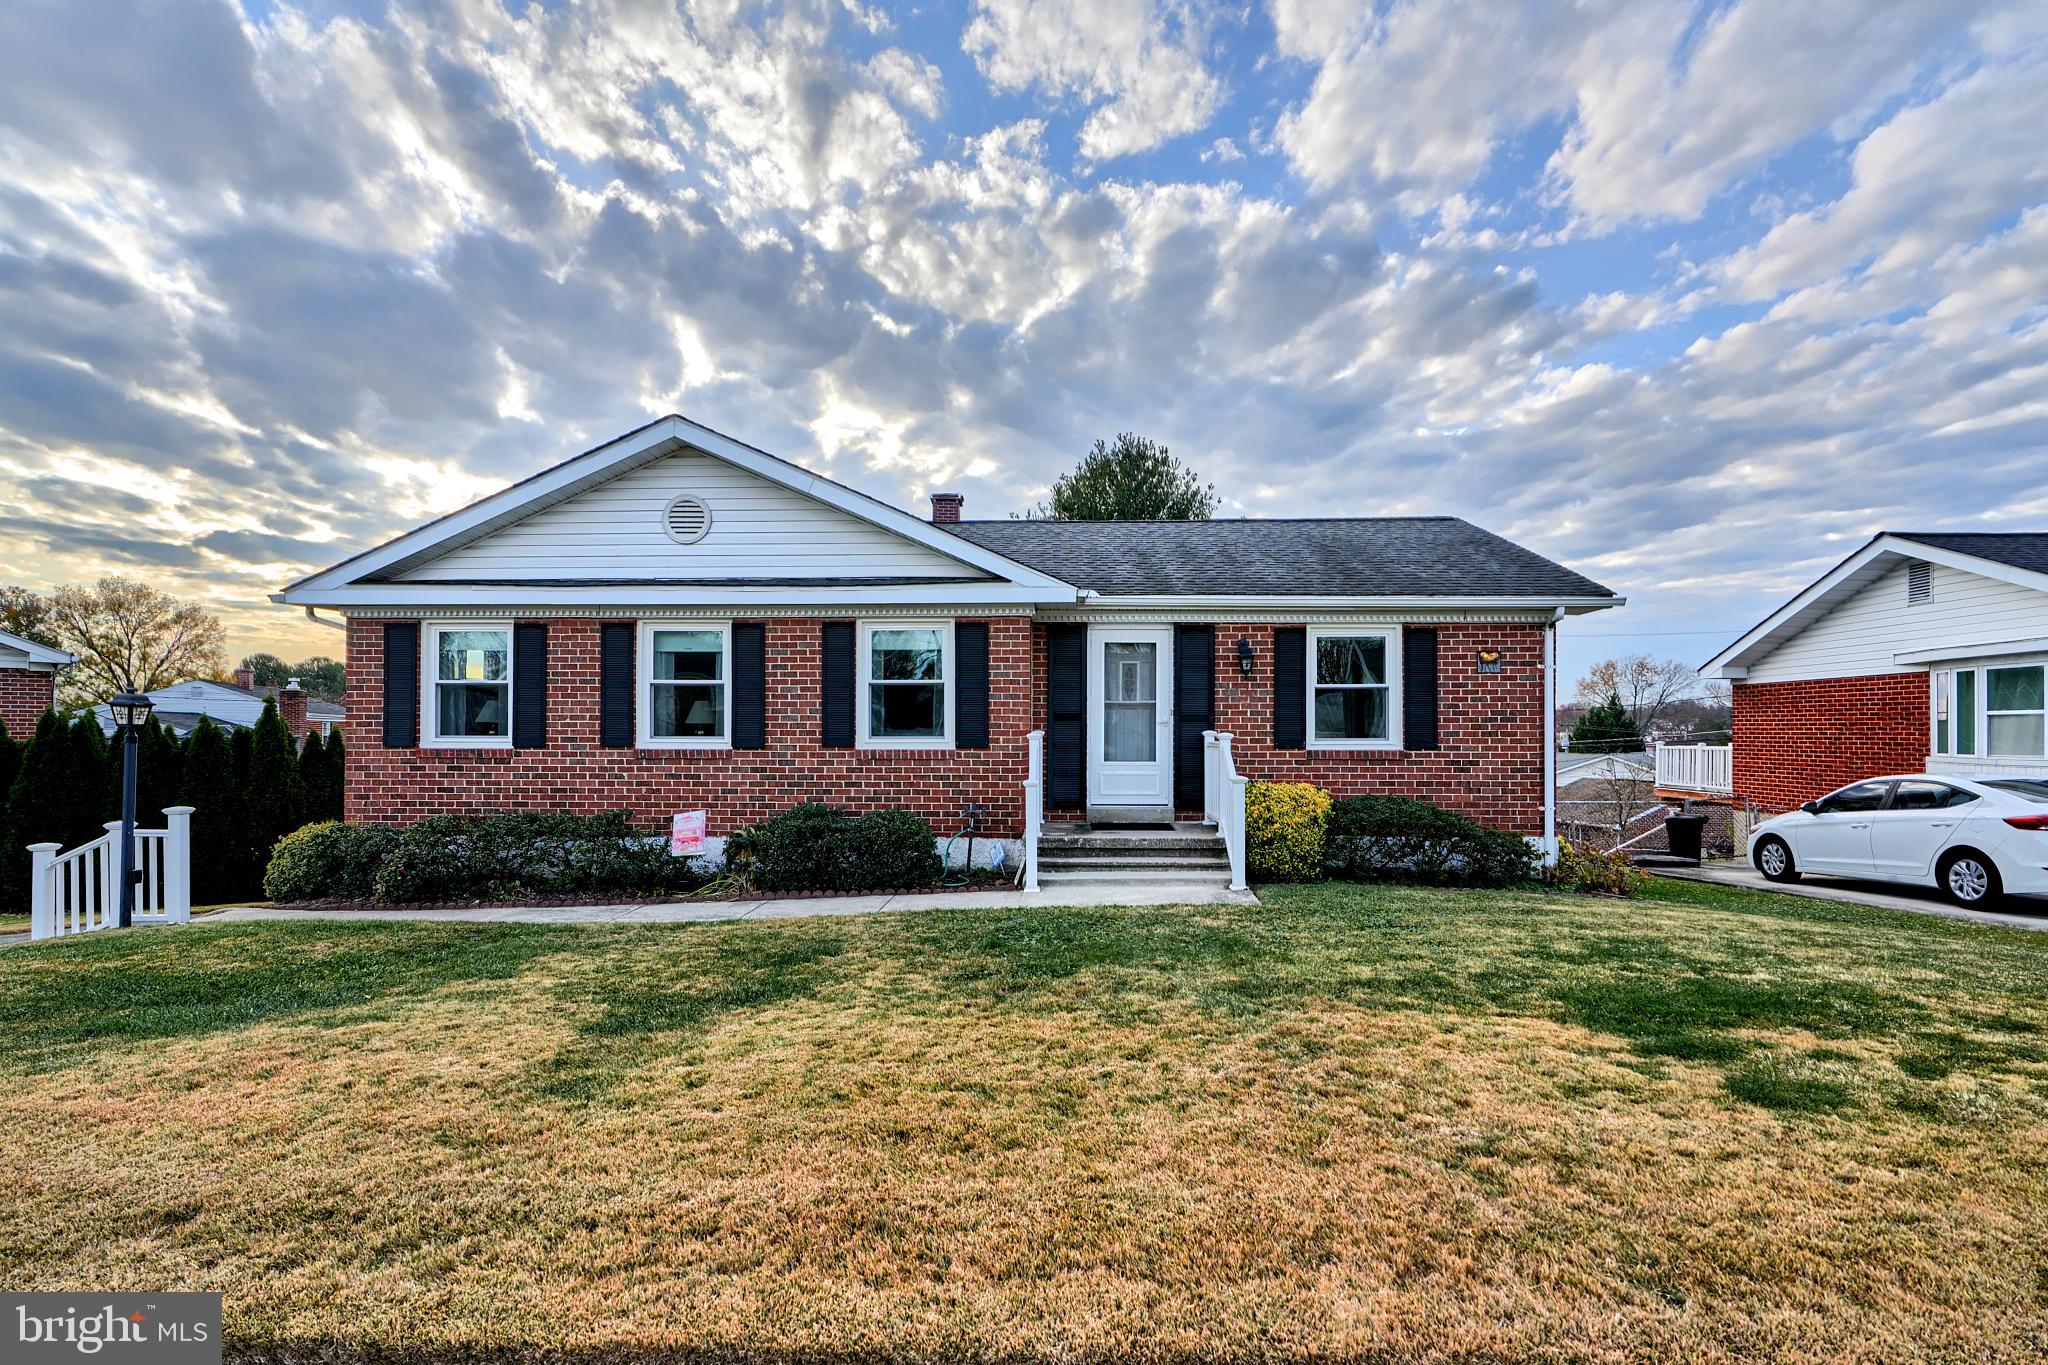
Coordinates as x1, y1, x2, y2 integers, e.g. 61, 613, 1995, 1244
2, 0, 2044, 685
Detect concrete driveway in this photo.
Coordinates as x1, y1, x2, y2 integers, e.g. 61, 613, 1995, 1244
1657, 861, 2048, 932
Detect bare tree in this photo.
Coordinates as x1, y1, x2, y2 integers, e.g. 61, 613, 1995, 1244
1574, 655, 1701, 736
39, 578, 228, 708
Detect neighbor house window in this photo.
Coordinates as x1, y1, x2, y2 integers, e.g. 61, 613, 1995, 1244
1987, 665, 2045, 757
639, 622, 728, 747
426, 624, 511, 745
1934, 671, 1950, 754
861, 621, 949, 746
1309, 628, 1399, 747
1935, 669, 1977, 756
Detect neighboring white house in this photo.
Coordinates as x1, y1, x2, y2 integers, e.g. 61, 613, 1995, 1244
92, 677, 341, 740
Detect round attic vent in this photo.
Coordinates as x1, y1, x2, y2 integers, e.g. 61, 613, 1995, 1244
662, 495, 712, 545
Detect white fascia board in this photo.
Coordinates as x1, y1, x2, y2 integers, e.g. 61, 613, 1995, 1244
1896, 637, 2048, 665
1079, 594, 1625, 613
280, 416, 1076, 601
0, 628, 76, 666
275, 581, 1076, 609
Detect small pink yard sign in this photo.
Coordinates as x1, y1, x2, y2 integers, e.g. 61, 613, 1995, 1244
669, 810, 706, 856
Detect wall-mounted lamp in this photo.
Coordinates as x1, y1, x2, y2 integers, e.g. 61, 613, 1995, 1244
1236, 636, 1254, 676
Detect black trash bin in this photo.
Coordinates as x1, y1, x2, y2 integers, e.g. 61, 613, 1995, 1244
1664, 810, 1707, 864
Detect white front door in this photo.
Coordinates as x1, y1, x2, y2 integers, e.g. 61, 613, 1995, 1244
1087, 626, 1173, 808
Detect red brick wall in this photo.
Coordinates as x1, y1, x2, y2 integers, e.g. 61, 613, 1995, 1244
1732, 673, 1928, 813
345, 617, 1034, 836
0, 666, 55, 739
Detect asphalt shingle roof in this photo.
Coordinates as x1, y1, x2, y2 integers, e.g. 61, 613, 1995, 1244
942, 517, 1617, 599
1892, 532, 2048, 577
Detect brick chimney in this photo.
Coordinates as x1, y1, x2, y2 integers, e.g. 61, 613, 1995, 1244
279, 678, 308, 740
232, 666, 256, 691
930, 492, 964, 524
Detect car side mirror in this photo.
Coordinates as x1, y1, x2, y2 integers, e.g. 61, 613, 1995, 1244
1800, 801, 1821, 815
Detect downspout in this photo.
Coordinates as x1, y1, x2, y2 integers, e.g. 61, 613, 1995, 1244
1543, 606, 1564, 866
303, 606, 345, 631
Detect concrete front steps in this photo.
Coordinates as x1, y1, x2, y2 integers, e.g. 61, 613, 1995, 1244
1037, 823, 1235, 892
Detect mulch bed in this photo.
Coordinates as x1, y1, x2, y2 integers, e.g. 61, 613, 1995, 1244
243, 876, 1019, 914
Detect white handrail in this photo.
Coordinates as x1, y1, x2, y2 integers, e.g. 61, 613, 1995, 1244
1021, 730, 1043, 893
26, 806, 193, 940
1655, 743, 1733, 795
1203, 730, 1249, 892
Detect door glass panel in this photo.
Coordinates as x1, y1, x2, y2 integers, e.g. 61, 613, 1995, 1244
1103, 642, 1157, 763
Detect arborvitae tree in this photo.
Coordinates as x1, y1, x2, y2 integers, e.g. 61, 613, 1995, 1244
295, 729, 335, 824
2, 711, 74, 911
228, 725, 257, 894
0, 718, 20, 912
134, 716, 184, 828
1569, 691, 1646, 755
68, 714, 115, 848
320, 727, 347, 821
245, 698, 305, 881
178, 719, 242, 905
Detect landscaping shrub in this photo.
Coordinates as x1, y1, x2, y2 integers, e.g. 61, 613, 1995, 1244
1554, 839, 1650, 896
366, 810, 703, 904
1325, 795, 1538, 889
263, 820, 400, 902
1246, 782, 1331, 882
741, 804, 943, 892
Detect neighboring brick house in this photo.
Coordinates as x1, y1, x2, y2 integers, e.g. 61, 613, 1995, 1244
1701, 533, 2048, 812
0, 627, 76, 736
276, 414, 1622, 861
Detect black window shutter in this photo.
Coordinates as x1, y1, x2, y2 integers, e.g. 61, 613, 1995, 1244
955, 621, 990, 749
1403, 627, 1440, 750
1273, 626, 1307, 749
1173, 625, 1214, 810
1045, 624, 1086, 808
512, 622, 548, 748
599, 622, 635, 748
820, 621, 855, 747
732, 622, 766, 749
381, 622, 419, 748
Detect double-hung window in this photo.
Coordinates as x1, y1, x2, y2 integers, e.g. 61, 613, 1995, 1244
1309, 628, 1399, 748
640, 623, 728, 747
426, 624, 511, 746
1933, 669, 1977, 756
1987, 665, 2046, 757
861, 621, 950, 747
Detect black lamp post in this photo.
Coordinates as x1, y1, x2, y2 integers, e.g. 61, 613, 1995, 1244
108, 690, 155, 928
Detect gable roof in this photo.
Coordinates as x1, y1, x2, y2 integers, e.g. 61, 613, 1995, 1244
943, 518, 1621, 605
1702, 531, 2048, 677
0, 627, 76, 667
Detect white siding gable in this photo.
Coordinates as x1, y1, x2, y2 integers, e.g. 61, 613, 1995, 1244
395, 449, 983, 584
1746, 560, 2048, 683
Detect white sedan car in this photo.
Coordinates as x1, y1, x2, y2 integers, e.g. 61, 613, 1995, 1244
1748, 774, 2048, 907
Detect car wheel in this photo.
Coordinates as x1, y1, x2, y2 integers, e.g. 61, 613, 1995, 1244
1754, 835, 1799, 883
1938, 850, 2002, 908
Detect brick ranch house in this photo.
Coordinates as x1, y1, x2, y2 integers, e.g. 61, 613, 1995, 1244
1693, 533, 2048, 813
275, 415, 1622, 864
0, 627, 76, 737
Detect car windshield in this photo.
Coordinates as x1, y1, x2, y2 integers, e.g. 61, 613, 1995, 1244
1982, 779, 2048, 803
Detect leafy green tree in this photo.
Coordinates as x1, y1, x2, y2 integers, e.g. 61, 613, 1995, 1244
179, 719, 244, 905
239, 653, 291, 689
2, 712, 74, 910
0, 585, 63, 649
291, 657, 346, 702
1031, 433, 1218, 520
246, 698, 305, 884
1569, 692, 1646, 755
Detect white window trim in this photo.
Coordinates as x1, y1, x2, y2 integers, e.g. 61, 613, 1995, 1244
1306, 625, 1403, 751
636, 620, 732, 749
1931, 670, 1952, 756
422, 620, 514, 749
1985, 662, 2047, 758
858, 618, 953, 750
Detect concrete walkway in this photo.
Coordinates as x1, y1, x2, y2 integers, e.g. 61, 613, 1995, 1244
1655, 861, 2048, 933
190, 880, 1258, 930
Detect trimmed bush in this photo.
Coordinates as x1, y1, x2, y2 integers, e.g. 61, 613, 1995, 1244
1555, 840, 1649, 896
1325, 795, 1538, 889
264, 821, 399, 902
741, 804, 943, 892
1246, 782, 1331, 883
368, 810, 702, 904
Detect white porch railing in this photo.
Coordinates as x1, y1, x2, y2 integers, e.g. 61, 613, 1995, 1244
1655, 743, 1733, 795
27, 806, 192, 940
1021, 731, 1043, 893
1202, 730, 1249, 892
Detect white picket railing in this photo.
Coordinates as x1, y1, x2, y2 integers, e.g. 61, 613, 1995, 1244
26, 806, 192, 940
1020, 730, 1043, 893
1202, 730, 1248, 892
1655, 743, 1733, 795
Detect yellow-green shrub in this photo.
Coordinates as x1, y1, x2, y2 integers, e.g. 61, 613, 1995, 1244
1555, 840, 1650, 896
1246, 781, 1331, 882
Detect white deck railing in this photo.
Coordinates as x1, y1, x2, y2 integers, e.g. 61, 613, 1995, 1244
1021, 730, 1043, 893
27, 806, 192, 940
1202, 730, 1249, 892
1655, 743, 1733, 795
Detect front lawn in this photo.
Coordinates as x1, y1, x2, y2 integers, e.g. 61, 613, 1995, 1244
1, 880, 2044, 1360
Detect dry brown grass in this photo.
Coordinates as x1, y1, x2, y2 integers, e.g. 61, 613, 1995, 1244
1, 879, 2045, 1362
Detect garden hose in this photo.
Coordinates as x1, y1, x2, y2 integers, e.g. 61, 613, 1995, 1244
940, 805, 984, 888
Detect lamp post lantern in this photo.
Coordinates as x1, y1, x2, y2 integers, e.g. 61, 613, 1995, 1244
108, 690, 155, 928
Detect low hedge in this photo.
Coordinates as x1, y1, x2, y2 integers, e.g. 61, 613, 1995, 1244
728, 804, 942, 892
1324, 795, 1537, 888
263, 821, 399, 902
1555, 840, 1649, 896
1246, 782, 1331, 882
